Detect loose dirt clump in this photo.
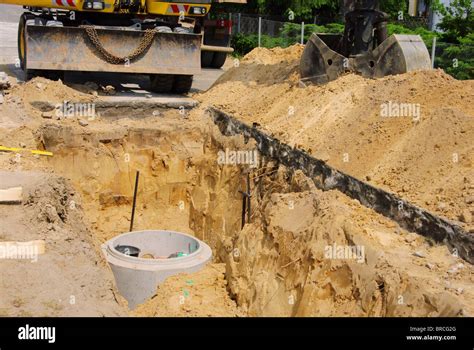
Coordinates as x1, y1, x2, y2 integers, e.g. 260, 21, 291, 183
132, 263, 243, 317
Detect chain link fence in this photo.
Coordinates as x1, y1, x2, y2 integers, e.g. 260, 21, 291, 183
231, 14, 304, 49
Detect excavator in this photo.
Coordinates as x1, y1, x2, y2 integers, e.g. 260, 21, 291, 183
0, 0, 244, 93
0, 0, 430, 93
300, 0, 432, 84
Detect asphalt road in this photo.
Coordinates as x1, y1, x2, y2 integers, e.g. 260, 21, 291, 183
0, 4, 24, 22
0, 4, 224, 95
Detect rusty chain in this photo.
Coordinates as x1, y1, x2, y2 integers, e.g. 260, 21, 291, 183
81, 25, 158, 65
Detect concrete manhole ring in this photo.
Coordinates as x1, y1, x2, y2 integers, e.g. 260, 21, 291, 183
102, 230, 212, 309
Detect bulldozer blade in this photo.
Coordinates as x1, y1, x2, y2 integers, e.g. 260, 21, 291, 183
25, 25, 201, 75
300, 33, 431, 85
299, 33, 347, 84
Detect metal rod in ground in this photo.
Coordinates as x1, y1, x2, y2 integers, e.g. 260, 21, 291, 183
130, 170, 140, 232
238, 13, 241, 33
246, 173, 251, 224
240, 190, 247, 229
431, 36, 437, 68
258, 17, 262, 47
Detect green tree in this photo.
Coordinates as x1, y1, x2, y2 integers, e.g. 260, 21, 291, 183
435, 33, 474, 79
245, 0, 340, 21
286, 0, 339, 21
380, 0, 409, 18
433, 0, 474, 42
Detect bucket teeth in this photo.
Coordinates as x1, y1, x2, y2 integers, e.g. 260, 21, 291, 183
300, 33, 432, 85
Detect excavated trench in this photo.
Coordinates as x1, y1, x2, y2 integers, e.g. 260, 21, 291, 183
31, 106, 473, 317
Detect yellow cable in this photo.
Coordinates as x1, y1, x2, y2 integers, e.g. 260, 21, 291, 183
0, 146, 53, 157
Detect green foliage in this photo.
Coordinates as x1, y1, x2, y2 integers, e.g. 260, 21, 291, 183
231, 33, 259, 55
280, 22, 344, 41
432, 0, 474, 42
380, 0, 409, 19
231, 33, 288, 55
386, 23, 437, 47
435, 33, 474, 79
429, 0, 474, 79
285, 0, 339, 21
246, 0, 340, 21
231, 22, 344, 55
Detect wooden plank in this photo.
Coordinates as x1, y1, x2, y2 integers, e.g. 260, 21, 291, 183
0, 186, 22, 203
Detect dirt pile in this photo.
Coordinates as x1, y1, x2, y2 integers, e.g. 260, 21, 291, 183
132, 263, 242, 317
224, 168, 473, 316
212, 45, 304, 86
0, 172, 124, 316
11, 77, 96, 106
197, 45, 474, 228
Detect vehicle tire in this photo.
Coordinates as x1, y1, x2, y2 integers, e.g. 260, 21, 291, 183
201, 51, 214, 68
211, 52, 227, 69
149, 74, 174, 93
172, 75, 193, 94
18, 13, 35, 72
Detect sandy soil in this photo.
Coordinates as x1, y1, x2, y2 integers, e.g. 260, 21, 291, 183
132, 263, 242, 317
0, 78, 245, 315
224, 168, 473, 316
0, 171, 125, 316
196, 45, 474, 229
0, 49, 472, 317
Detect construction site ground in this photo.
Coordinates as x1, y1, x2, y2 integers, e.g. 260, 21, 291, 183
0, 42, 472, 316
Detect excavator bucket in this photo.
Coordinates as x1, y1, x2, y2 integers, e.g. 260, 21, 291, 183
300, 33, 431, 85
300, 33, 347, 84
25, 24, 202, 75
370, 34, 433, 78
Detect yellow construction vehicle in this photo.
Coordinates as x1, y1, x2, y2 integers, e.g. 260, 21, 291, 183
0, 0, 245, 93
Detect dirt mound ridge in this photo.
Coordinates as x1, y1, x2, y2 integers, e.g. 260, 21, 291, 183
197, 46, 474, 228
12, 77, 95, 105
212, 44, 304, 87
224, 169, 473, 316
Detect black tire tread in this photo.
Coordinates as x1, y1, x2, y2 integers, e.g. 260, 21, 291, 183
201, 51, 214, 68
172, 75, 193, 94
211, 52, 227, 69
150, 74, 174, 93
